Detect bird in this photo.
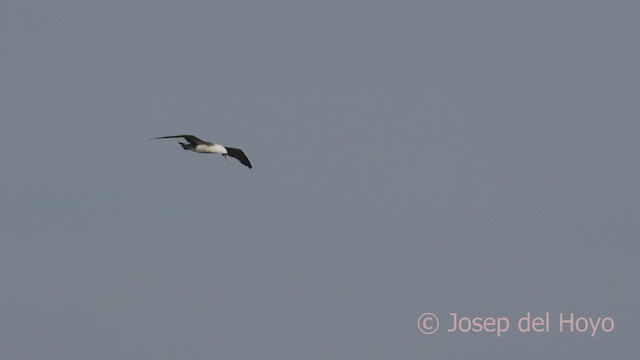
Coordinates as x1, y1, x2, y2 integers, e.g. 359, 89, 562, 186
151, 134, 252, 169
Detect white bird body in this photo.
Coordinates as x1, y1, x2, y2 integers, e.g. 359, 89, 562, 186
151, 134, 252, 169
193, 143, 228, 154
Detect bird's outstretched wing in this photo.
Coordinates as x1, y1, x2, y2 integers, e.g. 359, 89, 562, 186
226, 147, 252, 169
151, 135, 207, 145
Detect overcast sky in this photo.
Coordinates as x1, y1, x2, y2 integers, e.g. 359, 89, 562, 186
1, 1, 638, 358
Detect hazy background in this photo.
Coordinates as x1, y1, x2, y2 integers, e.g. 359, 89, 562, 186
2, 0, 638, 358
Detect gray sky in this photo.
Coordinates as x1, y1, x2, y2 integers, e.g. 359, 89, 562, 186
1, 0, 638, 358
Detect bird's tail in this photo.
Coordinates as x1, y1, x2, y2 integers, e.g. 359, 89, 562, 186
179, 142, 189, 150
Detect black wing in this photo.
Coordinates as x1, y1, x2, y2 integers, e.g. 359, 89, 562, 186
151, 135, 207, 145
226, 147, 252, 169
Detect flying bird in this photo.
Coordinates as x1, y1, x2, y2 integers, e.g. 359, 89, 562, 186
151, 134, 252, 169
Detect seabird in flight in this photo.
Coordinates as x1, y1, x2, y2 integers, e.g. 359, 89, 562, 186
151, 134, 252, 169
